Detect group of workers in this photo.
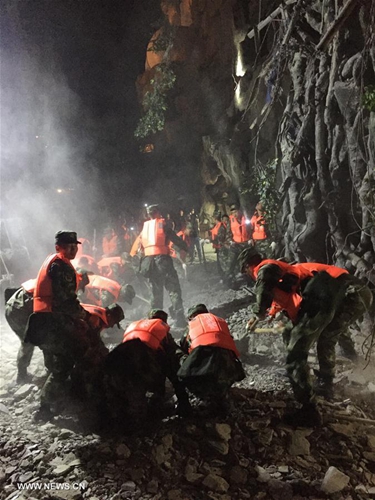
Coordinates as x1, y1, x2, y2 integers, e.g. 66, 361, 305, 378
3, 199, 373, 428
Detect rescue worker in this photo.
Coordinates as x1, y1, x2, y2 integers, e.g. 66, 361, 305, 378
238, 248, 373, 426
186, 208, 202, 264
78, 273, 135, 308
71, 303, 125, 402
292, 262, 372, 391
102, 227, 120, 258
5, 279, 36, 383
139, 204, 188, 328
97, 252, 134, 283
227, 204, 251, 285
26, 230, 91, 421
104, 309, 191, 425
210, 212, 231, 278
178, 304, 245, 412
250, 202, 271, 257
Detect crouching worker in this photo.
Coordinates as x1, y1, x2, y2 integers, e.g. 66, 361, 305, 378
72, 303, 125, 399
104, 309, 191, 428
5, 279, 36, 383
178, 304, 245, 413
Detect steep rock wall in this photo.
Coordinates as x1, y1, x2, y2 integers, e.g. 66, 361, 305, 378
136, 0, 375, 281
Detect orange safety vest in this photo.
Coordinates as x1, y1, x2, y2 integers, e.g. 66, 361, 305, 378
102, 233, 118, 256
210, 222, 223, 249
22, 278, 36, 294
252, 260, 313, 322
250, 214, 267, 240
188, 313, 240, 357
84, 274, 121, 306
122, 318, 169, 350
229, 215, 250, 243
97, 256, 123, 279
141, 219, 169, 256
33, 253, 78, 312
295, 262, 349, 278
81, 303, 108, 330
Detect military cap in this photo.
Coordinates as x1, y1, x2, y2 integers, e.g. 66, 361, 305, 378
55, 231, 81, 245
121, 284, 136, 305
229, 203, 239, 211
146, 204, 160, 214
148, 309, 168, 323
238, 247, 262, 273
106, 303, 125, 329
187, 303, 208, 320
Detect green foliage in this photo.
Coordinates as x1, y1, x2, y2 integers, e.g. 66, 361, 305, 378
135, 65, 176, 139
363, 85, 375, 112
252, 159, 280, 230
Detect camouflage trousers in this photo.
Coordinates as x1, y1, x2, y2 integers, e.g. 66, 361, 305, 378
25, 312, 90, 408
216, 247, 231, 277
5, 289, 35, 376
142, 255, 184, 318
177, 346, 245, 400
254, 239, 272, 259
283, 272, 373, 404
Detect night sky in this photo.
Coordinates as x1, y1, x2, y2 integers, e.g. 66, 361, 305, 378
1, 0, 163, 224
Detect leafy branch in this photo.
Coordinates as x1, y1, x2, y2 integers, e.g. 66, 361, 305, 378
135, 65, 176, 139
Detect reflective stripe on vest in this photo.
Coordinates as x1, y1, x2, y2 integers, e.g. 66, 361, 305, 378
295, 262, 349, 278
22, 278, 36, 294
141, 219, 169, 256
251, 214, 267, 240
33, 253, 77, 312
188, 313, 240, 357
229, 215, 250, 243
122, 318, 169, 350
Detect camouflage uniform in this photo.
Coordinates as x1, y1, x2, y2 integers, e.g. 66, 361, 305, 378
216, 221, 232, 278
254, 239, 272, 259
5, 287, 34, 380
28, 256, 89, 411
260, 271, 373, 404
140, 227, 187, 326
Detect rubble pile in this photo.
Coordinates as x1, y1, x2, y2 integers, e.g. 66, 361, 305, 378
1, 264, 375, 499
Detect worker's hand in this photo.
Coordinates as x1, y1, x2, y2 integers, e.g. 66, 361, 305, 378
248, 239, 255, 247
246, 316, 259, 333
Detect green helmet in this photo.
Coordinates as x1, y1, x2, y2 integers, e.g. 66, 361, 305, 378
187, 304, 208, 320
238, 247, 262, 273
148, 309, 168, 323
121, 284, 136, 304
106, 303, 125, 329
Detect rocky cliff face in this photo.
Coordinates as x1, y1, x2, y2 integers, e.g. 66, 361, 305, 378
136, 0, 375, 279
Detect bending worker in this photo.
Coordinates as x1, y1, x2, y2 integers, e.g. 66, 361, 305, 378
238, 247, 373, 427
